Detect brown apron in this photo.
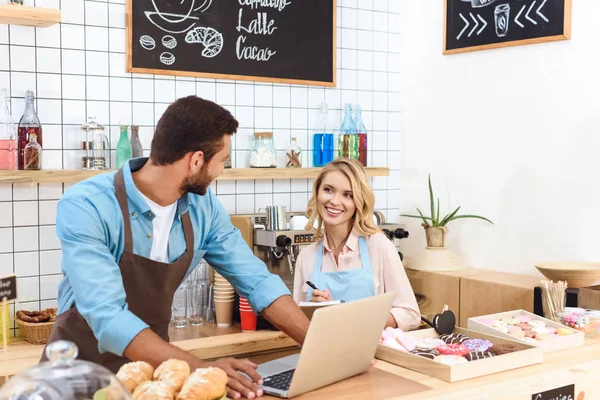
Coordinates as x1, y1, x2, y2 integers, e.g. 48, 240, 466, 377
40, 168, 194, 373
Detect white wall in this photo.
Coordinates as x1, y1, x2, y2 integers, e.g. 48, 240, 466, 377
0, 0, 402, 335
393, 1, 600, 276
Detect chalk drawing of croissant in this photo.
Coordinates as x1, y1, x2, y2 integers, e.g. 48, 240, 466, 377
185, 27, 223, 58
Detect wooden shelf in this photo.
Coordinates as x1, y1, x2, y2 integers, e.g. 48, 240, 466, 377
0, 5, 61, 28
0, 167, 390, 184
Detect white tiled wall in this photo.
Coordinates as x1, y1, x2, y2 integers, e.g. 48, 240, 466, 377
0, 0, 402, 335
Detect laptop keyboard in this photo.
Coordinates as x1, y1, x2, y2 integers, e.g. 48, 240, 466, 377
262, 369, 295, 391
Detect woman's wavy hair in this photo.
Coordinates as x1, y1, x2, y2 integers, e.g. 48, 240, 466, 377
305, 158, 379, 239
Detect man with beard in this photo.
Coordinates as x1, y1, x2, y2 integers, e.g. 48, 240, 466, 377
42, 96, 310, 400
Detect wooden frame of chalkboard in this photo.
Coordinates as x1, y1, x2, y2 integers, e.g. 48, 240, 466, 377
125, 0, 337, 87
443, 0, 572, 55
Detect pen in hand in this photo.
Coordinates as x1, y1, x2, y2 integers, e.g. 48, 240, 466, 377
305, 281, 343, 302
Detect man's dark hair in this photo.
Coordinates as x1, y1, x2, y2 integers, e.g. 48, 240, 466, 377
150, 96, 238, 165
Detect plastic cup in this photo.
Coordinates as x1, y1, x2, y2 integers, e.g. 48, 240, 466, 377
240, 309, 258, 332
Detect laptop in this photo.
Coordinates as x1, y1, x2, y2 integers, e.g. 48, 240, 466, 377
258, 292, 395, 398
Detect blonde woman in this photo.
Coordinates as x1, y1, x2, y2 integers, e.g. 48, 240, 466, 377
292, 159, 421, 331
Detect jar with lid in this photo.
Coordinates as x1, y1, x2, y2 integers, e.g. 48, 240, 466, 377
0, 340, 132, 400
81, 117, 109, 170
285, 137, 302, 168
249, 132, 277, 168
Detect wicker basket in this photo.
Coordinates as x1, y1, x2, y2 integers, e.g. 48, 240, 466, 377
16, 314, 55, 345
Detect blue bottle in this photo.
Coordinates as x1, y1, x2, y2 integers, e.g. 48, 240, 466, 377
312, 103, 334, 167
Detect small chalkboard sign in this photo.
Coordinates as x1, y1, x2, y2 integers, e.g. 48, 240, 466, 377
444, 0, 572, 55
532, 384, 575, 400
126, 0, 337, 86
0, 274, 16, 301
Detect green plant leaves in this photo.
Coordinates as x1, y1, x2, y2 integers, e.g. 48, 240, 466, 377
401, 175, 494, 227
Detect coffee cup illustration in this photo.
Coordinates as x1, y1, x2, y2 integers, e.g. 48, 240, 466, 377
494, 4, 510, 37
461, 0, 499, 8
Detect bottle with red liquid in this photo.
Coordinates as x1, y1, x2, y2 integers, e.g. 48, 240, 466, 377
354, 104, 368, 167
17, 90, 42, 170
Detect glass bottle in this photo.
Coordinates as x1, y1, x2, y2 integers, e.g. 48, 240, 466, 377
17, 91, 42, 170
312, 103, 334, 167
249, 132, 277, 168
116, 125, 132, 169
129, 124, 143, 158
338, 103, 357, 160
24, 132, 42, 170
285, 137, 302, 168
354, 105, 368, 167
0, 89, 16, 170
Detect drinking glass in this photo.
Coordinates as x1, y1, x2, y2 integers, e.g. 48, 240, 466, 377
188, 282, 208, 326
172, 285, 188, 328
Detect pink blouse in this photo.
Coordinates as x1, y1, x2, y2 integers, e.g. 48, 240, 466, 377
292, 229, 421, 331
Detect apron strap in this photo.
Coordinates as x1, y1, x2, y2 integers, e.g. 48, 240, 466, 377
357, 236, 373, 277
181, 211, 194, 253
114, 168, 134, 254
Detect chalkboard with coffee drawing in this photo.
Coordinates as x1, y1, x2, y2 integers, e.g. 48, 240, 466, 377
126, 0, 337, 87
444, 0, 572, 55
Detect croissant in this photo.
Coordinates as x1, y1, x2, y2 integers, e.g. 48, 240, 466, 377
154, 359, 191, 394
116, 361, 155, 393
176, 367, 228, 400
132, 381, 174, 400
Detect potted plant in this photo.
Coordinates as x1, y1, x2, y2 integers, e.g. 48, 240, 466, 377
401, 175, 493, 248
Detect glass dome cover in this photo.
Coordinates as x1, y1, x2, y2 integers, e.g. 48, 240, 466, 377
0, 341, 132, 400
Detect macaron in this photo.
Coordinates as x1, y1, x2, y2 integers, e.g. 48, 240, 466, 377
501, 317, 519, 325
514, 315, 531, 323
517, 323, 532, 330
535, 333, 550, 340
507, 325, 522, 333
494, 320, 508, 328
522, 337, 537, 345
524, 330, 537, 338
478, 318, 496, 327
546, 327, 557, 334
557, 328, 574, 336
532, 327, 549, 334
509, 329, 525, 338
527, 320, 546, 328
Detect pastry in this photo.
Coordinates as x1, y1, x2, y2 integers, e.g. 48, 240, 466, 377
509, 329, 525, 338
462, 338, 493, 352
154, 359, 191, 394
557, 328, 574, 336
433, 355, 468, 365
413, 337, 445, 350
409, 349, 440, 360
439, 333, 469, 344
464, 351, 494, 361
535, 332, 550, 340
380, 337, 408, 352
500, 317, 519, 325
527, 320, 546, 328
132, 381, 174, 400
532, 326, 549, 334
16, 310, 51, 323
436, 343, 469, 356
514, 315, 531, 323
490, 343, 523, 355
116, 361, 155, 393
517, 323, 532, 330
177, 367, 228, 400
524, 330, 537, 338
478, 318, 496, 327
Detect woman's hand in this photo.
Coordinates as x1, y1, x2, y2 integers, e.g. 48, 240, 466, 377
309, 289, 332, 302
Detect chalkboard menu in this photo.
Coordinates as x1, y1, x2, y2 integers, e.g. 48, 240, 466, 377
126, 0, 336, 86
444, 0, 572, 54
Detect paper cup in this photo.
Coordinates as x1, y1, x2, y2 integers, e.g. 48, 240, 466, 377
215, 301, 234, 327
240, 309, 258, 332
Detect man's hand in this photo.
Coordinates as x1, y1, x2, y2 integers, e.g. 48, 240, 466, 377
309, 288, 332, 302
207, 357, 264, 399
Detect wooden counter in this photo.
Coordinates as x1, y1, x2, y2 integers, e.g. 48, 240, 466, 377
4, 323, 600, 399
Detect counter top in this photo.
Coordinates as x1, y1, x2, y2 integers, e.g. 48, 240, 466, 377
0, 324, 297, 382
4, 325, 600, 399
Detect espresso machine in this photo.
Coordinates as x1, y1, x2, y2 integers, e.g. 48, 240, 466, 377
247, 209, 409, 293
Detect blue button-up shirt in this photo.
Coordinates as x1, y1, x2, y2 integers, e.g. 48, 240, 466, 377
56, 158, 290, 356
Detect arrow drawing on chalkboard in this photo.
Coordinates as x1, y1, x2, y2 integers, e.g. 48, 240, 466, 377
457, 12, 488, 40
536, 0, 549, 23
526, 1, 538, 25
514, 5, 526, 28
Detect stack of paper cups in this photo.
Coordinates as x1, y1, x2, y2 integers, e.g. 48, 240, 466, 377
239, 296, 257, 332
214, 272, 234, 327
